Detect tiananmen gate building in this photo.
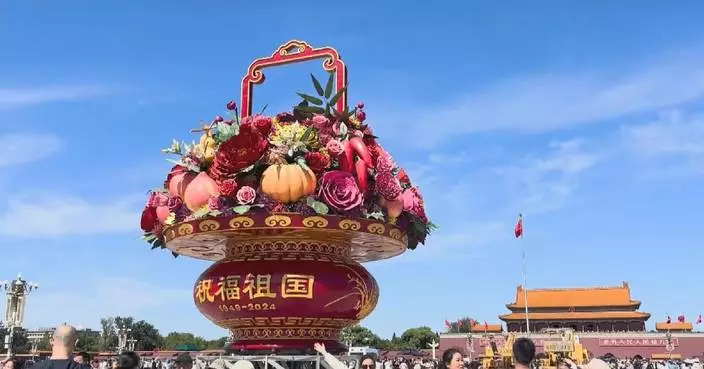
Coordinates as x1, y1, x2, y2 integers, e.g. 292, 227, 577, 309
440, 282, 704, 359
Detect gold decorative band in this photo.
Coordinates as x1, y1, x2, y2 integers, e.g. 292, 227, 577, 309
231, 327, 339, 341
217, 316, 357, 329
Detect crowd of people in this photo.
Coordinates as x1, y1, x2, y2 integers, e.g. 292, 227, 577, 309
2, 325, 702, 369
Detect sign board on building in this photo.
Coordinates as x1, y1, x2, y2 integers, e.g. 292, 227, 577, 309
598, 339, 679, 347
544, 341, 574, 353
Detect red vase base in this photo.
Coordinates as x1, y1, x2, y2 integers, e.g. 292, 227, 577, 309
227, 339, 346, 355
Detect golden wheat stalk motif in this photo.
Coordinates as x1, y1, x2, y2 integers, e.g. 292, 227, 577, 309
323, 265, 378, 319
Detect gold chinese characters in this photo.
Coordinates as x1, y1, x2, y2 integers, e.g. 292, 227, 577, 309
195, 273, 315, 304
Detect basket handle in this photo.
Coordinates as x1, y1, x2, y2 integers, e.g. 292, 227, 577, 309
240, 40, 348, 119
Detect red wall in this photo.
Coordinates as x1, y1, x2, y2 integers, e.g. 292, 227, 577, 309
440, 333, 704, 359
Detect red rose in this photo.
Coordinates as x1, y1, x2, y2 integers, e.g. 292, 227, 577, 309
218, 179, 238, 197
242, 115, 272, 137
140, 207, 158, 232
208, 124, 267, 181
318, 171, 364, 212
304, 152, 330, 173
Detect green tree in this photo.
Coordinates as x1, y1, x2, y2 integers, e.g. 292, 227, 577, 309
447, 317, 477, 333
399, 326, 438, 350
131, 320, 162, 351
0, 327, 30, 354
339, 325, 381, 347
204, 337, 228, 350
100, 317, 117, 351
37, 336, 51, 351
161, 332, 207, 350
76, 330, 101, 352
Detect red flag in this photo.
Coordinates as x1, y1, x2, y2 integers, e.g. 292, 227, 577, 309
444, 320, 451, 329
696, 314, 702, 325
484, 321, 489, 331
678, 314, 686, 323
456, 320, 463, 328
514, 214, 523, 238
666, 315, 671, 324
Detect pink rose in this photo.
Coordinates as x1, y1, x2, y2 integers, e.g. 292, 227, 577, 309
318, 171, 363, 212
236, 186, 256, 205
326, 140, 345, 157
311, 114, 330, 129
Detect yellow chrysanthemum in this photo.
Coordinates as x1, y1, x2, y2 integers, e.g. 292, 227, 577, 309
269, 121, 319, 150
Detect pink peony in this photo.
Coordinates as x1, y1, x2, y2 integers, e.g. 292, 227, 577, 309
375, 153, 395, 173
401, 187, 428, 222
318, 171, 364, 212
236, 186, 256, 205
326, 140, 345, 157
374, 172, 403, 200
146, 191, 169, 207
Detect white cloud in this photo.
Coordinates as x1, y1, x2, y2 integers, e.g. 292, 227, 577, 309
373, 220, 508, 264
0, 85, 111, 110
374, 50, 704, 147
494, 139, 601, 214
623, 110, 704, 157
24, 276, 190, 330
0, 194, 141, 237
0, 134, 63, 167
620, 110, 704, 176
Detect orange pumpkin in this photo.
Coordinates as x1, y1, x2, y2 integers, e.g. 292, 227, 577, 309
260, 164, 317, 203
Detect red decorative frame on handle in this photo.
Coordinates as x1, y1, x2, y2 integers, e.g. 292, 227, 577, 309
240, 40, 348, 119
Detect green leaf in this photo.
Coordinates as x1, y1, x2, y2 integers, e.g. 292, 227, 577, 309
192, 207, 211, 218
366, 211, 385, 221
296, 157, 310, 171
232, 205, 252, 215
329, 86, 347, 106
171, 251, 179, 258
294, 105, 325, 114
300, 126, 315, 142
338, 123, 348, 137
324, 73, 334, 98
311, 201, 329, 215
311, 74, 325, 96
259, 104, 269, 115
151, 244, 160, 249
306, 196, 316, 207
296, 92, 323, 106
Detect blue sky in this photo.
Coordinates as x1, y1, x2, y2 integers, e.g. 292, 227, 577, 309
1, 1, 704, 339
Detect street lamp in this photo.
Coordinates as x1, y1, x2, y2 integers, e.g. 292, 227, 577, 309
115, 325, 132, 354
1, 273, 39, 359
664, 331, 674, 359
127, 338, 137, 352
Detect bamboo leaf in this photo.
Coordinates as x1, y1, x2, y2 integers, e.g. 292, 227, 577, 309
296, 92, 323, 106
311, 74, 325, 96
329, 86, 347, 106
294, 105, 325, 114
324, 73, 334, 98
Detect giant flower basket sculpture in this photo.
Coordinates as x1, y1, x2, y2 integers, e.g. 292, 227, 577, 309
140, 40, 434, 354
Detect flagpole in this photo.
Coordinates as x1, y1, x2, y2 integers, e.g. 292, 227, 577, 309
520, 215, 530, 336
